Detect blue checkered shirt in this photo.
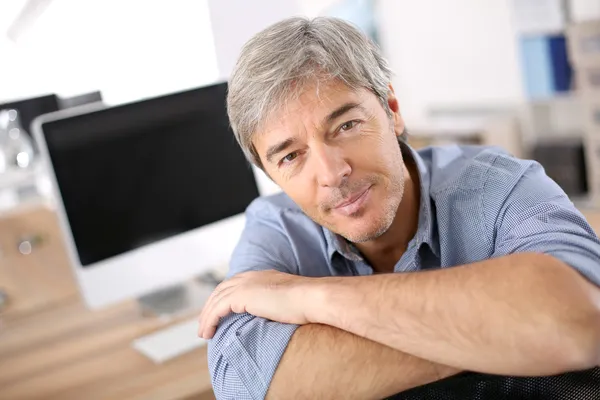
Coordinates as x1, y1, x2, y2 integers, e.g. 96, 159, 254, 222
207, 144, 600, 399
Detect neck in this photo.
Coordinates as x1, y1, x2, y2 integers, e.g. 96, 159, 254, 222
355, 159, 421, 273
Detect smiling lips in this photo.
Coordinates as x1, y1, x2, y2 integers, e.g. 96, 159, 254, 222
333, 185, 372, 216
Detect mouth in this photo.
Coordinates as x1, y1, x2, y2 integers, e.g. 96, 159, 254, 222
333, 185, 372, 216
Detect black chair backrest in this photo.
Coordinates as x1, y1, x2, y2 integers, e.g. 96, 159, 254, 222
389, 366, 600, 400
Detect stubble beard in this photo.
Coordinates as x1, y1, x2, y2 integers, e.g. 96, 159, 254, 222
342, 168, 405, 244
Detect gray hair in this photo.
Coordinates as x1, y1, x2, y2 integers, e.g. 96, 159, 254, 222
227, 16, 402, 168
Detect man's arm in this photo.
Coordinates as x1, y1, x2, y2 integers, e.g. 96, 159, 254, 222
205, 253, 598, 399
266, 324, 460, 400
204, 162, 600, 391
205, 272, 461, 399
310, 162, 600, 376
310, 252, 600, 377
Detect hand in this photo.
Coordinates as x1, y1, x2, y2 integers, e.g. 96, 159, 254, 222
198, 270, 315, 339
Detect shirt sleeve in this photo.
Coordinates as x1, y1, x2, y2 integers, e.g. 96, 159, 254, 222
207, 199, 300, 400
491, 161, 600, 287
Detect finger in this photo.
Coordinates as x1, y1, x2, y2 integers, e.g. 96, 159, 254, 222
201, 286, 235, 338
197, 292, 216, 332
198, 293, 218, 336
199, 286, 236, 338
197, 274, 247, 337
198, 279, 236, 324
201, 288, 238, 339
199, 284, 234, 327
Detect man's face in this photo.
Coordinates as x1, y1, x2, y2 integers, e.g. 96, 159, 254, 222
254, 80, 407, 243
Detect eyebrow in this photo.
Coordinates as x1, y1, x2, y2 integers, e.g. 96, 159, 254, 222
264, 102, 366, 164
322, 102, 364, 127
265, 137, 297, 164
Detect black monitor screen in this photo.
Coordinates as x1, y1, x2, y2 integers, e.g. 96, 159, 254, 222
41, 82, 260, 266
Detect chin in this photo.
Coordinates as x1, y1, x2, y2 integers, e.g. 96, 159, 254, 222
341, 221, 388, 243
317, 180, 404, 243
334, 210, 391, 243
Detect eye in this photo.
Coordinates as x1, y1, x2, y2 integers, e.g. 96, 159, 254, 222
280, 151, 299, 165
339, 120, 358, 132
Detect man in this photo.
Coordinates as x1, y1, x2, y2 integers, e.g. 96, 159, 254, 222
198, 17, 600, 399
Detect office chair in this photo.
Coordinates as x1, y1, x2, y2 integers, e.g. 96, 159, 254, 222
389, 366, 600, 400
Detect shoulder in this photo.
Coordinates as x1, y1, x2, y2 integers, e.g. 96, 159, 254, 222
245, 191, 327, 246
230, 192, 328, 276
419, 144, 536, 195
420, 145, 556, 264
243, 191, 310, 233
246, 191, 303, 218
424, 144, 565, 229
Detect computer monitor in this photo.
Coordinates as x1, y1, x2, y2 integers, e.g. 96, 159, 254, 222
32, 82, 261, 309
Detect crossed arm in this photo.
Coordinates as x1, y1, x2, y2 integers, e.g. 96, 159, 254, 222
201, 252, 600, 399
201, 167, 600, 399
268, 324, 459, 399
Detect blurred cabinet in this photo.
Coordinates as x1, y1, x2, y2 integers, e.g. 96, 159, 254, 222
408, 109, 524, 158
531, 138, 588, 196
582, 96, 600, 198
567, 19, 600, 201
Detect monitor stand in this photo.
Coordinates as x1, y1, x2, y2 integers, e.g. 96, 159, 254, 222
132, 271, 224, 363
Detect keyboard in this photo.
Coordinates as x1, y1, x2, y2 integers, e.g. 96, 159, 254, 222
132, 318, 207, 363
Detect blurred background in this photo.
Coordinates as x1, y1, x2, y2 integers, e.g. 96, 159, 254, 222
1, 0, 600, 205
0, 1, 599, 399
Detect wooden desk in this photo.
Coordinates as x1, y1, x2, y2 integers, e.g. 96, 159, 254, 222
0, 299, 214, 400
0, 206, 215, 400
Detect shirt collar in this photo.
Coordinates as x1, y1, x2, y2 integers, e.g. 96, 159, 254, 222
323, 141, 439, 263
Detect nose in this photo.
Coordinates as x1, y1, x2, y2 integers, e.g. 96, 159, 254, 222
313, 143, 351, 187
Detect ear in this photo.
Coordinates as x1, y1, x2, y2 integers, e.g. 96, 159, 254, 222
386, 84, 405, 137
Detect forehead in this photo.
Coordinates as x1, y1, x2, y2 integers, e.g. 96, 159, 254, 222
258, 80, 370, 137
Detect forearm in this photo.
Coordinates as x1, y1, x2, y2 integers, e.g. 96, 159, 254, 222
314, 253, 600, 376
267, 323, 460, 400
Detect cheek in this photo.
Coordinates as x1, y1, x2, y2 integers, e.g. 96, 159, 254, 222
350, 133, 400, 172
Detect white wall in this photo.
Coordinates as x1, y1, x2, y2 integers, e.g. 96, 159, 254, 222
0, 0, 338, 103
208, 0, 304, 80
0, 0, 219, 104
376, 0, 525, 125
570, 0, 600, 22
